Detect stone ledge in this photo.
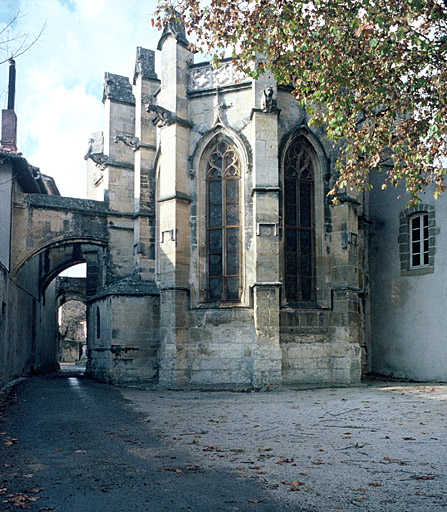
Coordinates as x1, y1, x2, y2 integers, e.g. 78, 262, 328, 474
401, 267, 434, 277
27, 194, 108, 214
88, 278, 159, 301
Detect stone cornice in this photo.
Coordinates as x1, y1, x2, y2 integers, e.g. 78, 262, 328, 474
250, 107, 281, 120
251, 187, 281, 196
188, 82, 251, 98
158, 192, 192, 204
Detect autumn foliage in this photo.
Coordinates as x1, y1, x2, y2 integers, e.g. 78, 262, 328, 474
154, 0, 447, 202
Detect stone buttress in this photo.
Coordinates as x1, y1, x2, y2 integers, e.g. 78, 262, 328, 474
86, 52, 160, 384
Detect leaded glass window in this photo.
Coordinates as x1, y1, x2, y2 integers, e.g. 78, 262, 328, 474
206, 140, 241, 302
284, 138, 315, 302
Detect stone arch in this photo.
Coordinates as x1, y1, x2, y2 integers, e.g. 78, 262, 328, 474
56, 277, 87, 308
57, 296, 87, 365
190, 124, 252, 177
14, 238, 106, 297
279, 125, 330, 183
14, 237, 107, 279
11, 194, 109, 288
190, 126, 251, 305
13, 238, 106, 376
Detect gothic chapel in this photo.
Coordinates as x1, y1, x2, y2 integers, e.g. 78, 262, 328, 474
85, 21, 365, 388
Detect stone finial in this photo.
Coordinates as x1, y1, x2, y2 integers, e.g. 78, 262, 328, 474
213, 101, 232, 127
102, 72, 135, 105
156, 14, 189, 50
133, 47, 158, 85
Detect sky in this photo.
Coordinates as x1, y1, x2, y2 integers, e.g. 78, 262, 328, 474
1, 0, 161, 198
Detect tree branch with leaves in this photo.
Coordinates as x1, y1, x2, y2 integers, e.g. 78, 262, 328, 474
155, 0, 447, 203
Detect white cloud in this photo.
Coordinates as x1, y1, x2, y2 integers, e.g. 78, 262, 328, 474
1, 0, 160, 198
24, 83, 103, 197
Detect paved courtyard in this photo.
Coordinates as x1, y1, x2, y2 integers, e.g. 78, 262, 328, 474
124, 382, 447, 511
1, 372, 446, 511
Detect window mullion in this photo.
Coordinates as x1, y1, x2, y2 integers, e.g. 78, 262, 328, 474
206, 139, 241, 303
223, 179, 227, 300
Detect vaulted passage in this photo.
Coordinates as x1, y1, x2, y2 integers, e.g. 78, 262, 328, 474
0, 171, 110, 385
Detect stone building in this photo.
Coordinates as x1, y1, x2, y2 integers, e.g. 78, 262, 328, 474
0, 62, 61, 387
1, 24, 445, 390
368, 176, 447, 381
84, 22, 364, 388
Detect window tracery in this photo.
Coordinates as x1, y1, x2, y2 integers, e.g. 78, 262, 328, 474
284, 138, 315, 302
206, 140, 241, 302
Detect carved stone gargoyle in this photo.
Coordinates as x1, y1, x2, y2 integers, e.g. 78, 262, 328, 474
84, 138, 108, 169
145, 102, 176, 127
114, 134, 141, 152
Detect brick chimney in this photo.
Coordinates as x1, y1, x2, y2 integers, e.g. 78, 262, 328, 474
1, 59, 18, 152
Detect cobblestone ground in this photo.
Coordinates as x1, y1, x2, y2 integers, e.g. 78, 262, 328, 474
124, 383, 447, 512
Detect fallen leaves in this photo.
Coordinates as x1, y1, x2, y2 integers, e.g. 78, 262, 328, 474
203, 445, 225, 452
383, 456, 407, 465
276, 457, 294, 465
157, 465, 201, 474
281, 480, 305, 487
4, 491, 41, 509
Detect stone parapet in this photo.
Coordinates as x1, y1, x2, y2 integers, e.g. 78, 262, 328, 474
188, 60, 250, 92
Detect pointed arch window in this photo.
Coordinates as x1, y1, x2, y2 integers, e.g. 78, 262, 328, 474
284, 138, 315, 302
206, 139, 241, 302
